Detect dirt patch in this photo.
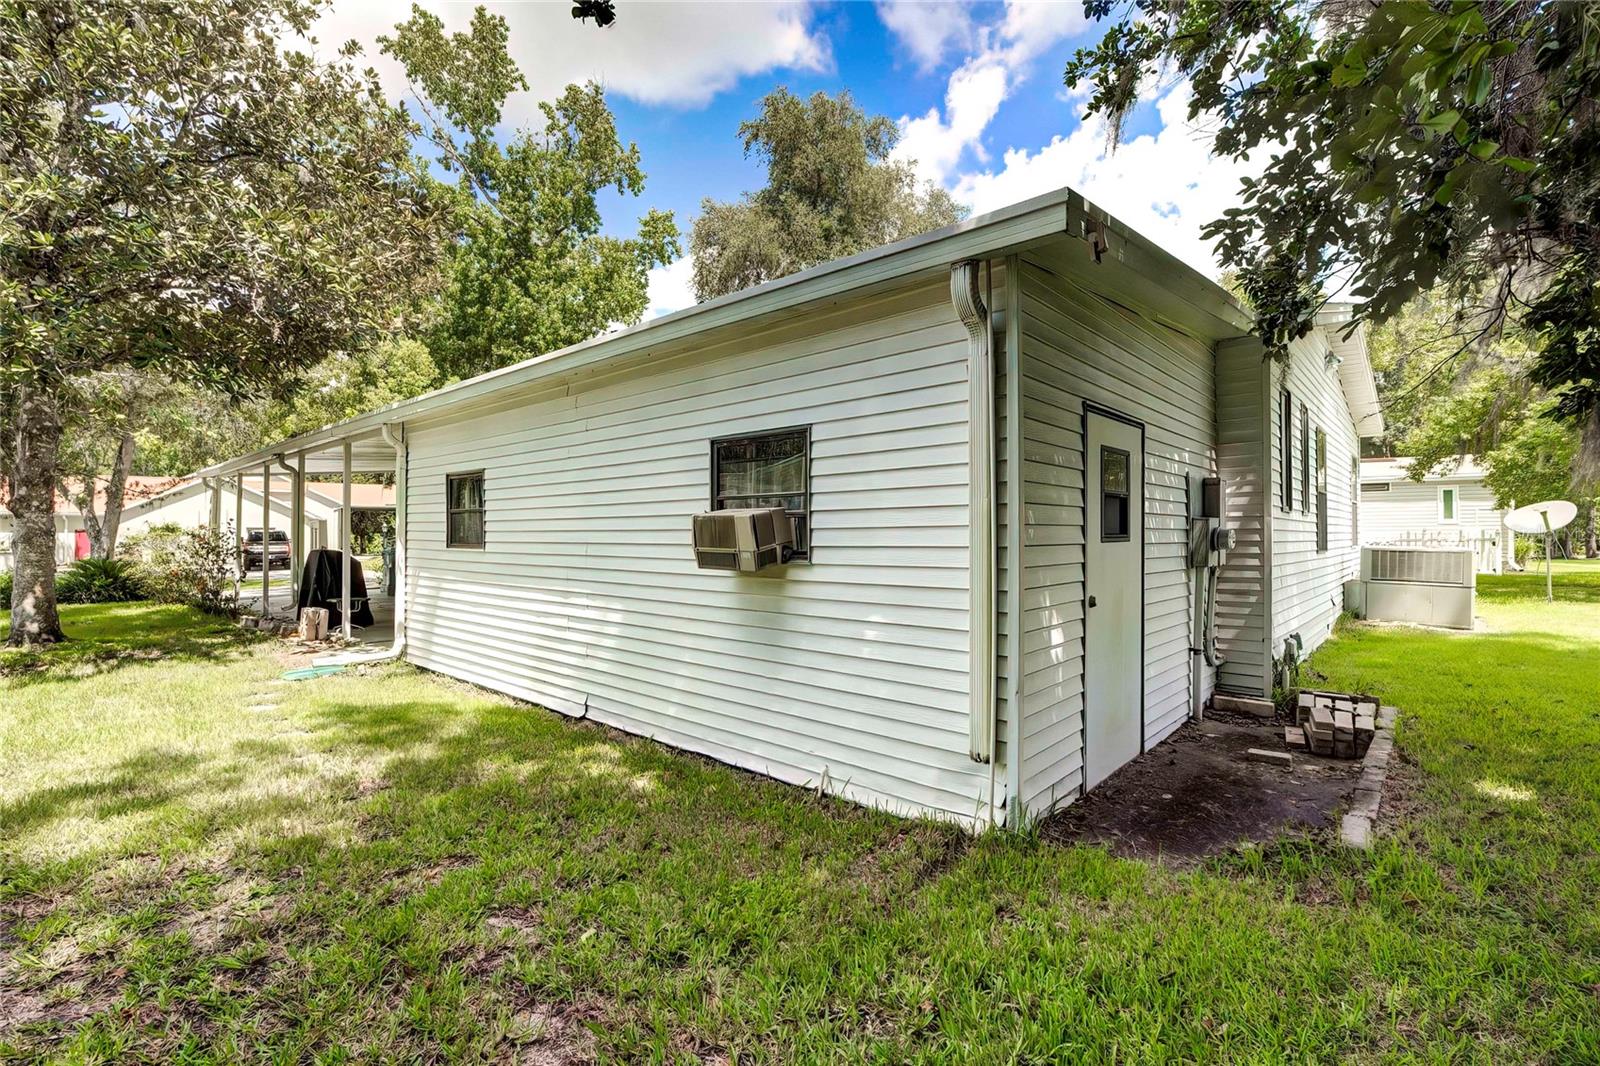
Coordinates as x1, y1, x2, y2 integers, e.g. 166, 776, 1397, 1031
1041, 715, 1362, 864
503, 999, 603, 1065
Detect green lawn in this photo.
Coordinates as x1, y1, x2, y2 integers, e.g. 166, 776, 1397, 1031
3, 566, 1598, 1062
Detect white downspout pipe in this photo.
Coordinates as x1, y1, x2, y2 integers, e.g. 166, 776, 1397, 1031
952, 260, 997, 773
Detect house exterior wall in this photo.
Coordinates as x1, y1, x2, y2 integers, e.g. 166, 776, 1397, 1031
1007, 251, 1218, 818
1212, 339, 1271, 695
401, 278, 994, 826
1267, 333, 1362, 673
1359, 470, 1511, 568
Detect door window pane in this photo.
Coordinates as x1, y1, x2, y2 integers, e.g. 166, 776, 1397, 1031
1101, 446, 1131, 541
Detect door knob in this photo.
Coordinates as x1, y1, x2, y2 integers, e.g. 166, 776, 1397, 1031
1088, 595, 1097, 608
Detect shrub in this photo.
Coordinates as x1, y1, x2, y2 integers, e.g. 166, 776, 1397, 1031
121, 524, 237, 615
0, 569, 11, 606
54, 557, 148, 604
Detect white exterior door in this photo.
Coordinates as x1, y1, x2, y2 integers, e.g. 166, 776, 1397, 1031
1084, 409, 1143, 789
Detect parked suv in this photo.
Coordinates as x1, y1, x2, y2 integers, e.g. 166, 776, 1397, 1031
242, 529, 291, 571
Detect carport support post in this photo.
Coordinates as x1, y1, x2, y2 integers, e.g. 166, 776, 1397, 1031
260, 460, 271, 619
341, 440, 352, 640
207, 477, 221, 533
233, 475, 244, 595
293, 452, 306, 606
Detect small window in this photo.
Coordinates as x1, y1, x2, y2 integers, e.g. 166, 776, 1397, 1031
1100, 445, 1131, 541
1439, 487, 1458, 523
1300, 401, 1311, 514
1351, 456, 1361, 544
712, 428, 810, 556
1315, 428, 1328, 552
1280, 389, 1294, 511
446, 472, 485, 548
1360, 481, 1391, 493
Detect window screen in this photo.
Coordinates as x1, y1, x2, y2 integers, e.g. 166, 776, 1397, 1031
446, 472, 485, 548
1300, 401, 1311, 514
1315, 428, 1328, 552
1440, 487, 1457, 522
1280, 389, 1294, 511
1100, 445, 1131, 541
712, 428, 810, 556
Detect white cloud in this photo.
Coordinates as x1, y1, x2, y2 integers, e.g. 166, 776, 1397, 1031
645, 256, 696, 320
877, 1, 974, 71
300, 1, 830, 119
952, 84, 1259, 278
894, 61, 1007, 185
889, 0, 1089, 185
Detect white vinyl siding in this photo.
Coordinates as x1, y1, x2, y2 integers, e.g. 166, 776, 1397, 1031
1268, 334, 1361, 664
1213, 339, 1270, 695
402, 279, 990, 825
1009, 252, 1217, 818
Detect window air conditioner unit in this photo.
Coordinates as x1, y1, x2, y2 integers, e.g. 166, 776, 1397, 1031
692, 507, 794, 572
1357, 546, 1475, 629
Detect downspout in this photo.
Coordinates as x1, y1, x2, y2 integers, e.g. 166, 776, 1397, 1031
952, 260, 998, 795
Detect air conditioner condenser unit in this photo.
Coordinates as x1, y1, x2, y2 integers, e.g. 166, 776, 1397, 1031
692, 507, 795, 572
1358, 546, 1475, 629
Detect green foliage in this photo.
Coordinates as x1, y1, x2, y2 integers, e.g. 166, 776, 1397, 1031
690, 88, 968, 301
121, 525, 237, 616
382, 6, 678, 380
1065, 1, 1600, 476
53, 558, 146, 604
0, 570, 10, 606
0, 0, 445, 393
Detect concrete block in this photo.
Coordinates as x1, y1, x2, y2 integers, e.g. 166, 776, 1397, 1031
1309, 704, 1335, 732
1246, 748, 1293, 767
1213, 694, 1277, 718
1284, 726, 1307, 749
1349, 788, 1382, 819
1354, 714, 1375, 735
1340, 813, 1372, 849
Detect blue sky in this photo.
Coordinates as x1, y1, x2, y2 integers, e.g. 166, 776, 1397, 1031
313, 1, 1253, 316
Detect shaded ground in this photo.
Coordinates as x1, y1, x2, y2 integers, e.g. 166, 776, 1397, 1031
1043, 714, 1362, 863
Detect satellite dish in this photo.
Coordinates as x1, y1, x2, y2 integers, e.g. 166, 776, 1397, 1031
1505, 500, 1577, 535
1504, 499, 1577, 602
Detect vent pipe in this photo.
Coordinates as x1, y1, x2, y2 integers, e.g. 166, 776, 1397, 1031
952, 260, 996, 765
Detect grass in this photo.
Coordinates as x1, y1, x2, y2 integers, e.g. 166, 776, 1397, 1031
2, 566, 1598, 1062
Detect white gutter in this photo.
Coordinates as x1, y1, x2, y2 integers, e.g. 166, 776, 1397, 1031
952, 260, 997, 769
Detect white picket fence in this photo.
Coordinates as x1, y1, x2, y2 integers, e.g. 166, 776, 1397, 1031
1376, 529, 1504, 574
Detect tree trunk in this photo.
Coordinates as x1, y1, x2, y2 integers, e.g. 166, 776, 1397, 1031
1586, 502, 1598, 559
6, 385, 67, 645
90, 431, 136, 558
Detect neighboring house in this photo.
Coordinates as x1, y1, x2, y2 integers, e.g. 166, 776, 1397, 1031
119, 476, 334, 552
0, 476, 183, 572
120, 476, 394, 544
192, 187, 1383, 830
1358, 457, 1511, 573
